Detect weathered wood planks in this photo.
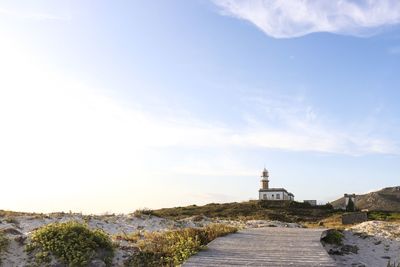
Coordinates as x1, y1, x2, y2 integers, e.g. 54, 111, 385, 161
183, 227, 337, 267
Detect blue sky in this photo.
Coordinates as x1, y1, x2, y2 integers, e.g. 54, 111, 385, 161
1, 0, 400, 213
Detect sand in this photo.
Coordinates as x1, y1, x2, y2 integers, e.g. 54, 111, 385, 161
323, 221, 400, 267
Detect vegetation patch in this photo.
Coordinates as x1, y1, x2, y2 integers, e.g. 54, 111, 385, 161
115, 231, 142, 243
133, 208, 155, 218
0, 230, 10, 264
305, 213, 350, 230
368, 211, 400, 221
26, 221, 114, 266
321, 229, 344, 245
125, 224, 238, 266
152, 200, 336, 222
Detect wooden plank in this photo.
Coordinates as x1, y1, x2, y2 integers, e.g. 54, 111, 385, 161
183, 227, 337, 267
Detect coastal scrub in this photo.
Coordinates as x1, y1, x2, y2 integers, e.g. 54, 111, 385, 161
26, 221, 114, 266
126, 223, 238, 266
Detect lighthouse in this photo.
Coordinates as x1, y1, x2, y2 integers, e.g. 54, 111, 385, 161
258, 168, 294, 201
260, 168, 269, 190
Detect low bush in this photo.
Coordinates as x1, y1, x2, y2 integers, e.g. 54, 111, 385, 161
133, 208, 154, 217
321, 229, 344, 245
126, 224, 238, 266
0, 231, 9, 264
26, 221, 114, 266
3, 217, 19, 225
368, 211, 400, 221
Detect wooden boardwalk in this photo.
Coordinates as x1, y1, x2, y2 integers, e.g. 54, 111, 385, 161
183, 227, 337, 267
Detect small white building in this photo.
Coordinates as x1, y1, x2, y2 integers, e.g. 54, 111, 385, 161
258, 168, 294, 201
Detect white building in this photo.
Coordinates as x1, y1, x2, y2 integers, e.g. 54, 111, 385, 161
258, 168, 294, 201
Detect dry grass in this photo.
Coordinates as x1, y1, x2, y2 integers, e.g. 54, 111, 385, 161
114, 231, 142, 243
303, 213, 349, 230
304, 211, 400, 230
125, 224, 238, 266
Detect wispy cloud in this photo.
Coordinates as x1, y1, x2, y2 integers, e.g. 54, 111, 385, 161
236, 92, 399, 155
213, 0, 400, 38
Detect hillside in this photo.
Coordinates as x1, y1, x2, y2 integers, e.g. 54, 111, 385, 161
331, 186, 400, 212
152, 200, 337, 223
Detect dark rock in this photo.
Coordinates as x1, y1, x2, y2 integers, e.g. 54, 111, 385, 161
328, 248, 343, 255
14, 235, 26, 245
341, 244, 359, 254
1, 227, 22, 235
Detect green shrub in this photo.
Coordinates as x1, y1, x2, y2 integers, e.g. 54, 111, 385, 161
321, 229, 344, 245
26, 221, 114, 266
368, 211, 400, 221
4, 217, 19, 225
126, 224, 238, 266
133, 208, 154, 217
0, 231, 8, 249
0, 231, 9, 264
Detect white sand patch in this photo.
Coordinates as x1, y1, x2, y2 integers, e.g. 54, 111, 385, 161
351, 221, 400, 241
323, 221, 400, 267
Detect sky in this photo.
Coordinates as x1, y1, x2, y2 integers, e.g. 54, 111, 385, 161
1, 0, 400, 214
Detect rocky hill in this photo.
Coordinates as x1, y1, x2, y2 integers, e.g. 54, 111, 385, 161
331, 186, 400, 212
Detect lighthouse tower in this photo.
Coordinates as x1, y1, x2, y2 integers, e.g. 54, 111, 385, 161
258, 167, 295, 201
260, 168, 269, 190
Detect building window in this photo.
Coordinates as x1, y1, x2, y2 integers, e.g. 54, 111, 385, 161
272, 194, 274, 199
276, 194, 280, 199
263, 194, 267, 200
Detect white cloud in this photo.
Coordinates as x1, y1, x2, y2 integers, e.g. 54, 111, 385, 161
234, 91, 400, 155
213, 0, 400, 38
